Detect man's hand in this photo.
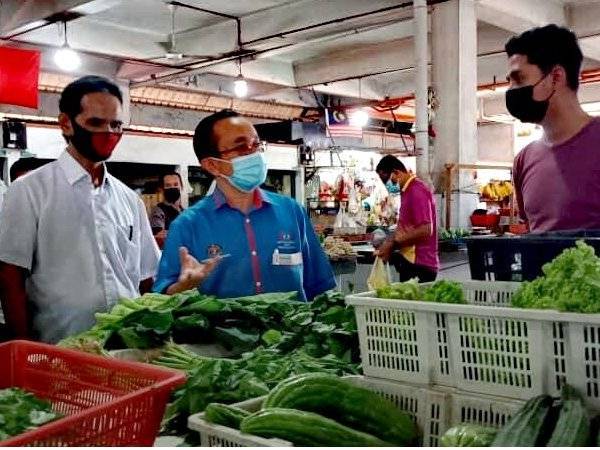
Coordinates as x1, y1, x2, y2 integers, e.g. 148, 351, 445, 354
374, 238, 395, 263
166, 247, 220, 294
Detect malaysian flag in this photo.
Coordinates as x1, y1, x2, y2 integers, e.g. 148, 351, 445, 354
325, 108, 363, 139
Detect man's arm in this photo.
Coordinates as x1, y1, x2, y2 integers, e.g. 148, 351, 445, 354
393, 223, 433, 247
0, 262, 30, 339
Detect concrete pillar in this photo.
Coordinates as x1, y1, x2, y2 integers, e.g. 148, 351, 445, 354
414, 0, 430, 183
431, 0, 479, 229
176, 164, 190, 208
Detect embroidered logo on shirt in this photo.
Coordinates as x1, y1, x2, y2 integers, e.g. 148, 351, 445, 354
207, 244, 223, 258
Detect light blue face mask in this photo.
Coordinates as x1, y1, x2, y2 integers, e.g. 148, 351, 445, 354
385, 179, 401, 195
226, 152, 268, 192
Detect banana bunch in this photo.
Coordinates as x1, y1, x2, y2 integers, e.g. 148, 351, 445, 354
481, 181, 513, 201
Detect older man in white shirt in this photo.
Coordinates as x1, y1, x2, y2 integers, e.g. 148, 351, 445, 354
0, 76, 160, 343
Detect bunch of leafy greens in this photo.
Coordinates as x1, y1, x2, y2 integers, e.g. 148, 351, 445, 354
60, 290, 360, 360
422, 280, 465, 304
155, 343, 359, 437
377, 279, 466, 304
0, 388, 62, 441
512, 240, 600, 313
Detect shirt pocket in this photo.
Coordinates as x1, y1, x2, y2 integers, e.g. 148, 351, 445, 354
114, 224, 140, 278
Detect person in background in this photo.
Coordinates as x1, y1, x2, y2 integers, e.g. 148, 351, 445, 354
150, 172, 184, 248
0, 76, 160, 343
506, 25, 600, 232
375, 155, 439, 282
153, 109, 335, 301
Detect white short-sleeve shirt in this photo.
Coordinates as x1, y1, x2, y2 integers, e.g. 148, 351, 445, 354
0, 151, 160, 343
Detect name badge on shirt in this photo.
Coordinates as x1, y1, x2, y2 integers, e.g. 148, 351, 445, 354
272, 250, 303, 266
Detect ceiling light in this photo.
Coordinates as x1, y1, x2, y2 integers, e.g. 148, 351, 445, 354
54, 46, 81, 71
54, 21, 81, 71
234, 75, 248, 98
350, 109, 369, 128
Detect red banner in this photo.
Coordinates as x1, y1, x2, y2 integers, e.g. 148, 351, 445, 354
0, 46, 40, 109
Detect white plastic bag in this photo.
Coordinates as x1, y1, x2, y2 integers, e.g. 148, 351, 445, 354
367, 256, 391, 291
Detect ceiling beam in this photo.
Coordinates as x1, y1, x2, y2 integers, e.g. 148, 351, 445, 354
174, 0, 408, 57
568, 2, 600, 61
293, 37, 416, 89
0, 0, 121, 37
476, 0, 566, 35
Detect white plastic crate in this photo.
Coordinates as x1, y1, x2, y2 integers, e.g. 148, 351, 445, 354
187, 376, 523, 447
346, 280, 600, 408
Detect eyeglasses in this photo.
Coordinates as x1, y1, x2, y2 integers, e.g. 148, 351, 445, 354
218, 141, 265, 159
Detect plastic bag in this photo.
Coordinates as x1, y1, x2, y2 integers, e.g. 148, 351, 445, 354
367, 256, 391, 291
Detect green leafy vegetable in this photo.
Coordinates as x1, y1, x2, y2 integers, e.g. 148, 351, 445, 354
377, 279, 421, 300
376, 279, 465, 304
440, 424, 497, 447
422, 280, 466, 304
0, 388, 62, 441
512, 241, 600, 313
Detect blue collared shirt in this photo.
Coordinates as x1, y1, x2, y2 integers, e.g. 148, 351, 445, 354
153, 188, 335, 301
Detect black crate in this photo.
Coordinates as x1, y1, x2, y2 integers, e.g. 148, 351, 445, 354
465, 231, 600, 281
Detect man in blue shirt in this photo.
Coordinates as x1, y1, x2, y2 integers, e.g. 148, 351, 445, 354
153, 109, 335, 301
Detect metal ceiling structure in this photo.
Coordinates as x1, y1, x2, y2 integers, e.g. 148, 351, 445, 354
1, 0, 600, 121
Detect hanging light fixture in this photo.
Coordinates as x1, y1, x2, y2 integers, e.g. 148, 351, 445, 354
233, 57, 248, 98
349, 79, 369, 127
54, 21, 81, 71
350, 109, 369, 128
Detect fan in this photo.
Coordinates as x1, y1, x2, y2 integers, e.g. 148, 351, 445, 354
145, 3, 214, 63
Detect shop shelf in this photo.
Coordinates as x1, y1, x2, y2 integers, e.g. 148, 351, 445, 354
0, 340, 185, 446
346, 281, 600, 408
187, 375, 523, 447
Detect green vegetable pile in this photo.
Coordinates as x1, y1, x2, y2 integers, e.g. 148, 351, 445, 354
157, 345, 359, 437
511, 240, 600, 313
60, 290, 358, 360
204, 373, 418, 447
376, 279, 466, 304
60, 290, 360, 441
439, 228, 471, 241
0, 388, 62, 441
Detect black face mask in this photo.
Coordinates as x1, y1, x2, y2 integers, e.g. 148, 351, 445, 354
164, 187, 181, 203
505, 74, 554, 124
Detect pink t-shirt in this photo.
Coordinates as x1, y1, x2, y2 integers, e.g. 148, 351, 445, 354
398, 177, 439, 271
513, 118, 600, 233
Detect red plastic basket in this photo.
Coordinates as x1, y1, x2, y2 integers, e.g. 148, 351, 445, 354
0, 340, 185, 446
470, 213, 500, 228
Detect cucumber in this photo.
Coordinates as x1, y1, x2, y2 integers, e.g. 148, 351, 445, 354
240, 408, 393, 447
204, 403, 250, 429
263, 373, 418, 445
547, 385, 590, 447
491, 395, 554, 446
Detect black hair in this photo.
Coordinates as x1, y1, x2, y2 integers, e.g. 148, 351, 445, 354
161, 171, 183, 187
505, 24, 583, 91
193, 109, 240, 162
59, 76, 123, 119
376, 155, 407, 174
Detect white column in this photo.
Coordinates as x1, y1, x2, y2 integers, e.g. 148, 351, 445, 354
414, 0, 430, 183
176, 165, 190, 208
431, 0, 479, 228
